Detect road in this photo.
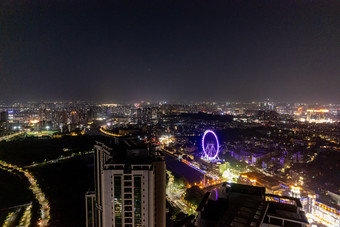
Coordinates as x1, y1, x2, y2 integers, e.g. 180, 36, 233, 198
166, 171, 193, 215
1, 203, 32, 227
3, 209, 20, 227
24, 150, 94, 168
0, 131, 24, 142
99, 127, 122, 137
0, 161, 50, 226
0, 149, 93, 226
20, 204, 33, 227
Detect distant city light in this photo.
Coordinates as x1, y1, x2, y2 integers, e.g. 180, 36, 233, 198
30, 120, 39, 124
307, 109, 329, 113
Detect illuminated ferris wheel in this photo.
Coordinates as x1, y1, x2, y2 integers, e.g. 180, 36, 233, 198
201, 130, 220, 161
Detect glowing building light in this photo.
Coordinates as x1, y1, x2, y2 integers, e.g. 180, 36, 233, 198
307, 109, 329, 113
30, 120, 39, 124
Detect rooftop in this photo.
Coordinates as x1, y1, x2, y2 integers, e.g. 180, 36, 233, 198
95, 137, 164, 166
196, 183, 309, 227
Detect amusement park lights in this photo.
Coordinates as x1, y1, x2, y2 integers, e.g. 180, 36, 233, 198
202, 130, 220, 161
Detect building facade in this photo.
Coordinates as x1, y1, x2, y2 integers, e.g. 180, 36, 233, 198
86, 138, 166, 227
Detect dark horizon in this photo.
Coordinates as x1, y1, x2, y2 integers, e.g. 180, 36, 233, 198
1, 0, 340, 104
0, 99, 339, 106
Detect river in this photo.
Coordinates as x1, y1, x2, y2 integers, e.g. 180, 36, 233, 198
164, 153, 205, 185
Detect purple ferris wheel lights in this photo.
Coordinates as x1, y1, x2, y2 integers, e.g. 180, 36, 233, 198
202, 130, 220, 161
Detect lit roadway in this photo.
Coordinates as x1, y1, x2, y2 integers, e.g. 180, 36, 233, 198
0, 131, 24, 142
0, 161, 50, 226
0, 150, 93, 225
23, 150, 94, 168
2, 203, 31, 227
166, 189, 189, 215
20, 204, 32, 227
99, 127, 122, 137
3, 209, 19, 227
166, 171, 193, 215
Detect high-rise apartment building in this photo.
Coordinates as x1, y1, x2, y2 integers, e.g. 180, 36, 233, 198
0, 111, 8, 122
86, 137, 166, 227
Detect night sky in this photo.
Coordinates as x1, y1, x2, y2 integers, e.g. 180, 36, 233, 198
1, 0, 340, 103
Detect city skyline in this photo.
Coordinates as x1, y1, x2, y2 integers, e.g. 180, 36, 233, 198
0, 99, 339, 106
1, 0, 340, 103
0, 96, 339, 226
0, 1, 339, 226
